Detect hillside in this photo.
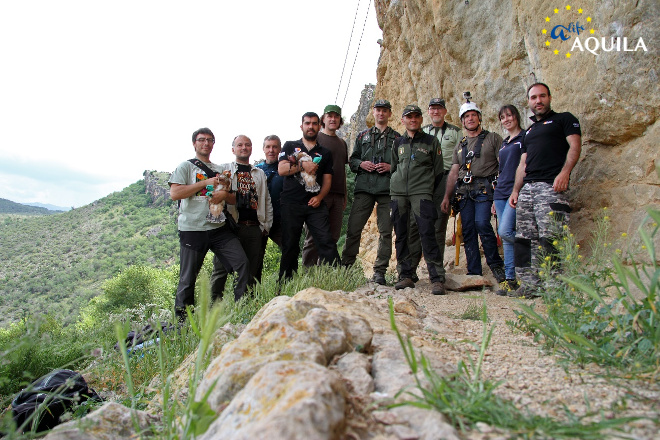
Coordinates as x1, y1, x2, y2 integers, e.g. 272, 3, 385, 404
0, 198, 63, 215
0, 175, 178, 327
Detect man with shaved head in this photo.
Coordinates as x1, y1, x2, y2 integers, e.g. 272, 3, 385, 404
211, 135, 272, 299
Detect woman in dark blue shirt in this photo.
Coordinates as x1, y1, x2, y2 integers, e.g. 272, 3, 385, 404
494, 105, 524, 295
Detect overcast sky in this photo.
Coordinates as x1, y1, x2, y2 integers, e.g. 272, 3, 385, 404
0, 0, 381, 208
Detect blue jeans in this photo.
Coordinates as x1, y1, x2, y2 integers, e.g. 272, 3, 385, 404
494, 199, 516, 279
460, 192, 503, 275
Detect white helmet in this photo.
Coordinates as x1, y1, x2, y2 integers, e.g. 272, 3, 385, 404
459, 101, 482, 119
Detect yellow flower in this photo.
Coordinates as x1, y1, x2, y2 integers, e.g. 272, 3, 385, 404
603, 206, 608, 211
545, 256, 551, 261
548, 211, 554, 216
539, 271, 545, 276
604, 216, 610, 221
578, 255, 583, 260
576, 244, 580, 249
642, 245, 647, 250
553, 240, 559, 246
621, 232, 628, 237
563, 225, 569, 230
569, 233, 574, 237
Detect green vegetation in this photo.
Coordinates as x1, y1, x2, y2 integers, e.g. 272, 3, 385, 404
0, 180, 179, 327
0, 198, 62, 216
511, 206, 660, 376
389, 299, 637, 438
0, 262, 366, 437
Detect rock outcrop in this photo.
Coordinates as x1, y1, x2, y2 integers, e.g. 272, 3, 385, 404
143, 170, 172, 207
65, 288, 461, 440
338, 83, 376, 153
371, 0, 659, 244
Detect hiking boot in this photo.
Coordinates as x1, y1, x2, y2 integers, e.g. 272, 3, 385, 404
431, 282, 447, 295
496, 279, 519, 296
371, 272, 387, 286
490, 265, 506, 284
395, 278, 415, 290
508, 283, 541, 298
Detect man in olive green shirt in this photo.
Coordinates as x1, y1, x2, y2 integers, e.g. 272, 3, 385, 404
391, 105, 447, 295
341, 99, 400, 285
406, 98, 461, 282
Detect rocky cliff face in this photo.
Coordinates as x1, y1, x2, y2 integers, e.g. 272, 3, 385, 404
338, 84, 376, 153
372, 0, 659, 242
143, 170, 172, 206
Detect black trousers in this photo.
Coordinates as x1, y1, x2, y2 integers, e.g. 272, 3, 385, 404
175, 227, 249, 319
279, 202, 340, 280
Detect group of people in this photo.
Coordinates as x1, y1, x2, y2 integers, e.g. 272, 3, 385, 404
168, 82, 581, 320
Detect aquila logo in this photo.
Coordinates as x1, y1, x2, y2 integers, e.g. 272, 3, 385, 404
541, 5, 648, 58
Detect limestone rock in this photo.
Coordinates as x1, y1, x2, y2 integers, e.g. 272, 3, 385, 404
445, 273, 493, 292
371, 0, 660, 246
43, 402, 157, 440
195, 292, 373, 411
198, 361, 347, 440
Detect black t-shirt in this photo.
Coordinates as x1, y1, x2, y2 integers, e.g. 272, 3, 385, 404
278, 139, 334, 205
235, 163, 259, 222
522, 110, 581, 183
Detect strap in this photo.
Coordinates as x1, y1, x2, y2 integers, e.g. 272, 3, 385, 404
188, 158, 218, 178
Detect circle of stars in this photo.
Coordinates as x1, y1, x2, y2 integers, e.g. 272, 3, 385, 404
542, 5, 595, 58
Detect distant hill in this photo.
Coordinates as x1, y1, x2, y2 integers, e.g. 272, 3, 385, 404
0, 198, 61, 215
25, 202, 69, 212
0, 173, 179, 327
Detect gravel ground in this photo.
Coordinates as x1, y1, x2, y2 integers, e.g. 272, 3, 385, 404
376, 271, 660, 440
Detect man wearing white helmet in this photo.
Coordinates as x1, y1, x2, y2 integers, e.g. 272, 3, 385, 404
441, 94, 506, 283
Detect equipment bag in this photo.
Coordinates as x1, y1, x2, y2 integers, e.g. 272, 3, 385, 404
11, 369, 101, 433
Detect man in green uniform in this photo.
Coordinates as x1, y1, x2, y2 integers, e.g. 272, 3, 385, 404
406, 98, 462, 282
391, 105, 447, 295
341, 99, 400, 285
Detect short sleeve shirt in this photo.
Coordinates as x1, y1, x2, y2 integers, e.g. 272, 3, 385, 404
278, 139, 334, 205
523, 110, 581, 183
451, 131, 503, 179
169, 160, 222, 231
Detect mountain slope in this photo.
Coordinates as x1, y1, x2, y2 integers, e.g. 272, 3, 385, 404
0, 198, 61, 215
0, 179, 179, 327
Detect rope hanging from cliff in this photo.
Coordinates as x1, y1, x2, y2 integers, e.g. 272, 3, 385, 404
335, 0, 362, 105
341, 0, 372, 108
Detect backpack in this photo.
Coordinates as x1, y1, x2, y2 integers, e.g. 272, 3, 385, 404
11, 369, 101, 433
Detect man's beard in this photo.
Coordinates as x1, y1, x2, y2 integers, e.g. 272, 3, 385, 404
303, 132, 318, 141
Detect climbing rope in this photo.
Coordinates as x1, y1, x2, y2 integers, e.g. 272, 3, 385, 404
335, 0, 362, 105
341, 0, 372, 108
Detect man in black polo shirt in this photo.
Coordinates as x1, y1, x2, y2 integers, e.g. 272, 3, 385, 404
508, 82, 582, 297
277, 112, 340, 280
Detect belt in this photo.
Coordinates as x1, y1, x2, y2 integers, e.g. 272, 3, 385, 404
238, 220, 260, 226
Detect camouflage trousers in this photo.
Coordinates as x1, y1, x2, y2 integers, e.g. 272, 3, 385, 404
514, 182, 570, 287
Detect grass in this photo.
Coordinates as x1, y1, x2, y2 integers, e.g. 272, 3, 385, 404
388, 298, 639, 438
511, 206, 660, 377
0, 261, 367, 438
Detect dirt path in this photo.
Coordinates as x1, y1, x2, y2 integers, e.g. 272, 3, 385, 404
372, 276, 659, 439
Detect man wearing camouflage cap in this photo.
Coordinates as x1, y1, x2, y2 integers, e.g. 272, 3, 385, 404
302, 104, 349, 267
405, 98, 462, 283
341, 99, 400, 285
391, 105, 447, 295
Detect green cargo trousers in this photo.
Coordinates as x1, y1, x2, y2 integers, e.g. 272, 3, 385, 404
341, 192, 392, 274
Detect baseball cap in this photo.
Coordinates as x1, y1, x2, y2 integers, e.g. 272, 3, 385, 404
402, 104, 422, 117
373, 99, 392, 109
428, 98, 446, 108
323, 104, 342, 116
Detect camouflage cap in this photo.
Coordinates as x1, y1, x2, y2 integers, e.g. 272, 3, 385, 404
402, 104, 423, 117
373, 99, 392, 109
428, 98, 446, 108
323, 104, 342, 116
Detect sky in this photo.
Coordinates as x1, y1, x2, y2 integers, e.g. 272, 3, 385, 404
0, 0, 382, 208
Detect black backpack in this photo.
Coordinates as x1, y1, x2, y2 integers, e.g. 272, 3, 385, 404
11, 369, 101, 433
